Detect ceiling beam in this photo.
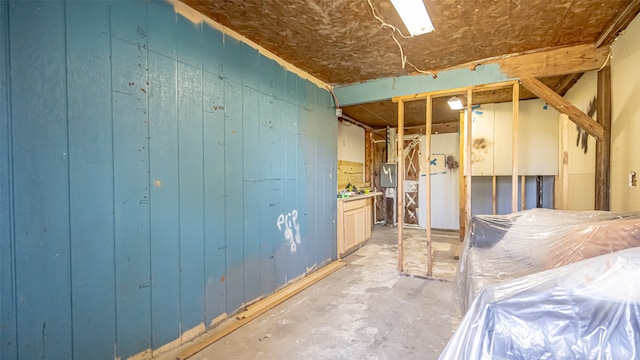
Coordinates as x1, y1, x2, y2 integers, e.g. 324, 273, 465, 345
596, 0, 640, 48
401, 120, 459, 134
520, 77, 604, 141
335, 44, 608, 107
496, 44, 609, 78
334, 64, 511, 107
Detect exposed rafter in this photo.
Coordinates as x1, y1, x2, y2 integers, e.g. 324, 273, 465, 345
596, 0, 640, 48
520, 77, 604, 141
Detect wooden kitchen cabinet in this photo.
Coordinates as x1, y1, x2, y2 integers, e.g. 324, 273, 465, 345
337, 193, 380, 258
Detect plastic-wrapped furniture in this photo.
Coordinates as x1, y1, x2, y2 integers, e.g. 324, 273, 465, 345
441, 247, 640, 360
457, 208, 640, 311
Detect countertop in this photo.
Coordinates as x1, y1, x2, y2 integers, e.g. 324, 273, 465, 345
338, 191, 383, 202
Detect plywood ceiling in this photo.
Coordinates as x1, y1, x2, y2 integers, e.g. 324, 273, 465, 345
182, 0, 639, 128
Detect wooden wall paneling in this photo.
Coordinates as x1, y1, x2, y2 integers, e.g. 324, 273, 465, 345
202, 24, 228, 329
425, 96, 433, 276
595, 65, 611, 210
111, 3, 154, 356
0, 1, 17, 358
10, 2, 74, 358
223, 79, 245, 315
397, 100, 405, 272
512, 83, 520, 213
66, 3, 119, 358
337, 160, 366, 190
147, 3, 184, 350
177, 14, 207, 338
242, 87, 262, 306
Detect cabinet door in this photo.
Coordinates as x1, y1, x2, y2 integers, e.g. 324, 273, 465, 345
344, 210, 358, 251
364, 204, 372, 240
354, 208, 366, 246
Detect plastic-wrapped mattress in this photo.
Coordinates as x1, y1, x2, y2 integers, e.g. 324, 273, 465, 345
441, 247, 640, 360
456, 208, 640, 311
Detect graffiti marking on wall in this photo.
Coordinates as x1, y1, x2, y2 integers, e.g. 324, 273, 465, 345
277, 209, 301, 253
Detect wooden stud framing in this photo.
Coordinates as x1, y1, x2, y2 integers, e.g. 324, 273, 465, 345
521, 175, 526, 211
512, 82, 519, 213
595, 65, 612, 210
561, 115, 569, 209
397, 100, 405, 273
492, 175, 497, 215
520, 77, 604, 141
465, 89, 472, 228
365, 129, 372, 184
392, 80, 519, 103
425, 96, 433, 276
459, 110, 466, 241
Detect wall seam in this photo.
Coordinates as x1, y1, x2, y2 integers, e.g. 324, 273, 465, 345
200, 24, 206, 325
62, 1, 75, 358
176, 49, 183, 340
143, 2, 153, 351
107, 3, 118, 358
4, 0, 19, 357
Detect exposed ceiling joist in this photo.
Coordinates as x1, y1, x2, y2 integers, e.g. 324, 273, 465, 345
553, 73, 583, 94
596, 0, 640, 48
520, 77, 604, 141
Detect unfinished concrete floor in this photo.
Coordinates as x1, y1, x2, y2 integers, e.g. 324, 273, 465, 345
171, 225, 462, 360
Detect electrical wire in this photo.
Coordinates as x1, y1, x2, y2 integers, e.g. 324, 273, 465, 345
596, 49, 611, 72
365, 0, 437, 78
326, 85, 340, 109
366, 0, 412, 39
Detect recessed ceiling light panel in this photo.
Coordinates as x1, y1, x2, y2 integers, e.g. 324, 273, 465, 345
390, 0, 435, 36
448, 96, 464, 110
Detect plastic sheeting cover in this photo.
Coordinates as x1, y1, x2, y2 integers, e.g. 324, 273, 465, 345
456, 208, 640, 311
441, 247, 640, 360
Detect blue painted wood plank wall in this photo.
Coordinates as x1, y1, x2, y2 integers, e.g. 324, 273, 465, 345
0, 1, 337, 359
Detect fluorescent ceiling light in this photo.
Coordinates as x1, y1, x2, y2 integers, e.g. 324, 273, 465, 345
390, 0, 434, 37
448, 96, 464, 110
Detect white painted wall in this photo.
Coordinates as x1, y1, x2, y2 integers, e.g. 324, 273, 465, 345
471, 99, 558, 176
418, 133, 460, 230
611, 14, 640, 211
337, 120, 365, 182
471, 104, 496, 175
517, 99, 559, 175
337, 120, 365, 163
560, 71, 597, 210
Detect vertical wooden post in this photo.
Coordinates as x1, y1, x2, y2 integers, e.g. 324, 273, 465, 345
521, 175, 526, 210
365, 129, 372, 185
595, 65, 611, 210
465, 89, 472, 228
561, 115, 569, 209
397, 100, 405, 273
459, 110, 466, 241
425, 96, 433, 276
492, 175, 497, 215
512, 83, 520, 213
